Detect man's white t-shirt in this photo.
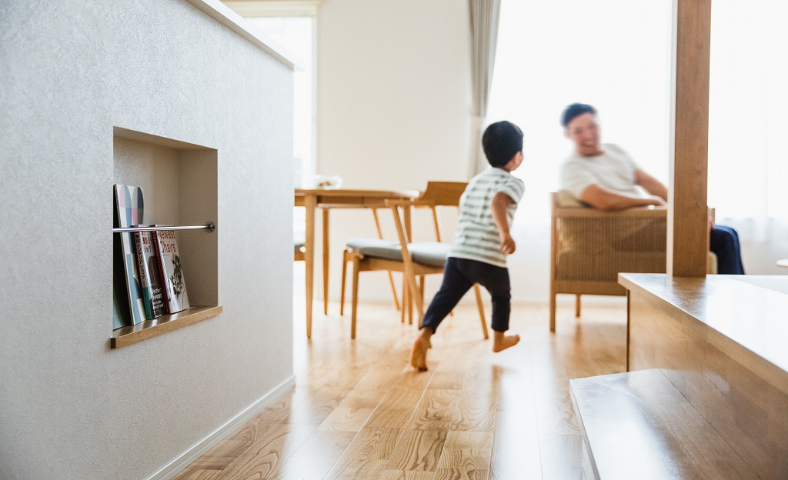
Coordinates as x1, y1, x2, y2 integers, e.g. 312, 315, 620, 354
448, 167, 524, 268
559, 144, 641, 199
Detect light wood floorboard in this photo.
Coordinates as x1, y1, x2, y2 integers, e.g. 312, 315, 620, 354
174, 291, 627, 480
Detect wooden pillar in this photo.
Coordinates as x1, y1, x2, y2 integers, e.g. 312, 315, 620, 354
667, 0, 712, 277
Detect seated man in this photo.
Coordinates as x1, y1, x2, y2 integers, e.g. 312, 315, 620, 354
559, 103, 744, 274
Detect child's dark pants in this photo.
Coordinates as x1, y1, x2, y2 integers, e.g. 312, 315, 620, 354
419, 257, 511, 333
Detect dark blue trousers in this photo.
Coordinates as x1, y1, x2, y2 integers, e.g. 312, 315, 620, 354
420, 257, 511, 333
710, 225, 745, 274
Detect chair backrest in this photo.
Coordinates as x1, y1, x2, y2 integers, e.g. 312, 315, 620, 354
388, 182, 468, 247
413, 181, 467, 208
400, 181, 468, 242
294, 239, 305, 262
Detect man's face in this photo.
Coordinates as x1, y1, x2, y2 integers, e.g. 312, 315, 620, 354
565, 112, 602, 156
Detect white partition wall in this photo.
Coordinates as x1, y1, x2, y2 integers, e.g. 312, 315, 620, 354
0, 1, 294, 478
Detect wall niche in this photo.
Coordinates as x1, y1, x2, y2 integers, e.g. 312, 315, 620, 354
111, 127, 220, 348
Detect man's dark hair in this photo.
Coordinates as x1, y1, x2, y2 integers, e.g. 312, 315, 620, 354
561, 103, 597, 128
482, 121, 523, 167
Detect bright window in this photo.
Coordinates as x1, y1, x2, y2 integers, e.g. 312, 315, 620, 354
248, 16, 315, 238
248, 17, 315, 190
709, 0, 788, 240
488, 0, 672, 232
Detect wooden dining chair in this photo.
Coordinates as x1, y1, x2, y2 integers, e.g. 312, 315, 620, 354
339, 208, 401, 316
346, 182, 489, 340
339, 190, 469, 321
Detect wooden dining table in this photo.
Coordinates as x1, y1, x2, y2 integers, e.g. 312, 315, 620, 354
294, 188, 420, 338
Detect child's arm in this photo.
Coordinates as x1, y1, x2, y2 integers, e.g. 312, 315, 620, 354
491, 192, 516, 254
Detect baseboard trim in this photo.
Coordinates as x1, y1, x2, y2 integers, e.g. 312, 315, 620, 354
147, 375, 296, 480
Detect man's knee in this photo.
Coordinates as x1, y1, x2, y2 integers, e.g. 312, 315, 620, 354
710, 225, 738, 249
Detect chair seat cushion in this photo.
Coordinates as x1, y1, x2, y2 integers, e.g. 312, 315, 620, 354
410, 242, 450, 268
345, 237, 399, 250
347, 238, 449, 268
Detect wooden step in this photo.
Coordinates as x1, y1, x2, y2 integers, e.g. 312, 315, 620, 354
570, 369, 757, 480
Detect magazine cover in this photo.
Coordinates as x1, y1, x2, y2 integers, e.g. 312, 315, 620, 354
134, 228, 166, 319
153, 228, 190, 314
113, 184, 146, 326
112, 287, 126, 330
113, 217, 131, 329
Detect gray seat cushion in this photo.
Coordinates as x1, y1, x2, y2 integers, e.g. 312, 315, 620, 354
345, 237, 399, 250
410, 242, 451, 268
347, 237, 449, 268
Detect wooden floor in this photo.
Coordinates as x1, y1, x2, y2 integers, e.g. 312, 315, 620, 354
175, 295, 627, 480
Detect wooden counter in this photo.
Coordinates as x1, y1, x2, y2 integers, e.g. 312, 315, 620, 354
619, 273, 788, 479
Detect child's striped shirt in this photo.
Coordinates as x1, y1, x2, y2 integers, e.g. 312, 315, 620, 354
448, 168, 525, 268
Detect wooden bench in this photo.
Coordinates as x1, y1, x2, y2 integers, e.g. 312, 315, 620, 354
570, 369, 758, 479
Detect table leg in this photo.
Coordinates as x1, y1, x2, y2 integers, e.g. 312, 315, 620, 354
404, 205, 413, 325
401, 275, 407, 324
322, 207, 330, 316
404, 204, 413, 241
305, 195, 316, 338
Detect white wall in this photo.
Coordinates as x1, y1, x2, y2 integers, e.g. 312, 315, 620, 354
316, 0, 475, 302
0, 1, 294, 479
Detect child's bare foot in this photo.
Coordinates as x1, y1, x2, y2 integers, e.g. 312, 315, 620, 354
410, 337, 430, 371
492, 332, 520, 353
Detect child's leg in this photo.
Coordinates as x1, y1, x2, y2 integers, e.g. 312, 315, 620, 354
418, 258, 475, 333
411, 258, 473, 371
468, 262, 520, 352
410, 327, 433, 372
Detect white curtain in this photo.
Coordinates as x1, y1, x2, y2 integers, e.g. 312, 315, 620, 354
468, 0, 502, 178
708, 0, 788, 242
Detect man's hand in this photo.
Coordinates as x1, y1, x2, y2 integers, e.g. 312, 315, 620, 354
635, 169, 668, 201
500, 233, 516, 254
649, 195, 667, 207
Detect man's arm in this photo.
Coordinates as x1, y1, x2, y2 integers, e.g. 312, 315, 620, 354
491, 192, 516, 254
635, 169, 668, 201
579, 184, 666, 212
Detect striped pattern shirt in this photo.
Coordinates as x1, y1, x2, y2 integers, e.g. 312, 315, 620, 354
448, 168, 525, 268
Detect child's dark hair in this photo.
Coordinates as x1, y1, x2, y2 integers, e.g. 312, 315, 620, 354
561, 103, 597, 128
482, 121, 523, 167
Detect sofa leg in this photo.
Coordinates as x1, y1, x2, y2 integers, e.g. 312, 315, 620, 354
575, 294, 581, 318
549, 293, 556, 332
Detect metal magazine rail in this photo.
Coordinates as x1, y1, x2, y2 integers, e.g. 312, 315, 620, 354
112, 222, 216, 233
